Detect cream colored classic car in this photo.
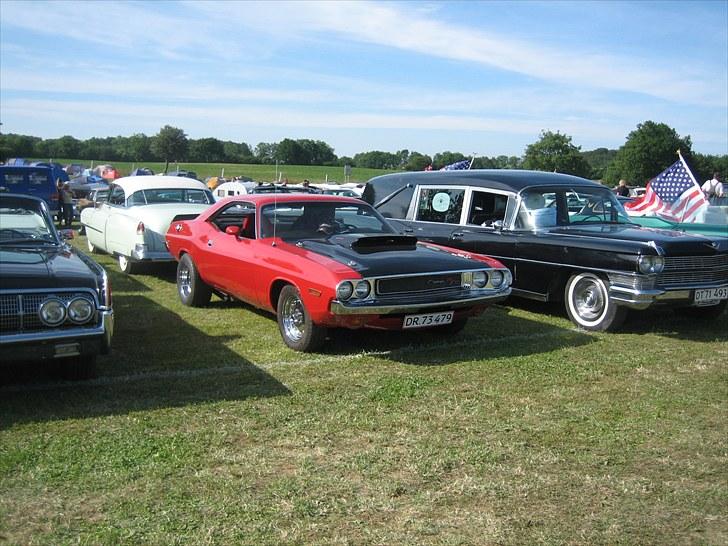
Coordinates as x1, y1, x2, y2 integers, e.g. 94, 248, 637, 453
81, 175, 214, 273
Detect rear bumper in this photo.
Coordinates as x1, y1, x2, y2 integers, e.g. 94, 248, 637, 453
131, 244, 173, 262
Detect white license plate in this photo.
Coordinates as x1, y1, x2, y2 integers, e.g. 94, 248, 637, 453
403, 311, 454, 329
694, 287, 728, 305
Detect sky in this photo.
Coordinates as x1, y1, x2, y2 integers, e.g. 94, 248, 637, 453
1, 0, 726, 158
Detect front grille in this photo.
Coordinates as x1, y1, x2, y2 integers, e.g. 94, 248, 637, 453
377, 273, 462, 296
658, 254, 728, 288
0, 291, 98, 335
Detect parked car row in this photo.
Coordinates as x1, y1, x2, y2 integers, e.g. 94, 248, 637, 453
2, 170, 726, 378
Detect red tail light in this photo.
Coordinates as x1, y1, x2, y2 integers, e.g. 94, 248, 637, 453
136, 222, 145, 235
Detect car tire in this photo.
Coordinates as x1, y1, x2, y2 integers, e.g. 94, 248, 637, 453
87, 237, 99, 254
61, 354, 97, 380
676, 300, 727, 320
277, 285, 327, 352
177, 254, 212, 307
565, 272, 627, 331
118, 254, 139, 274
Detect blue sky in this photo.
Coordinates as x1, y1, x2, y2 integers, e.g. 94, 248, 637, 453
1, 0, 726, 158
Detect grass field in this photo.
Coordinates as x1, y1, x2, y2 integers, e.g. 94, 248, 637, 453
1, 232, 726, 545
52, 159, 398, 185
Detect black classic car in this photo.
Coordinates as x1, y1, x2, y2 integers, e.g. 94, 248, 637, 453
363, 170, 728, 331
0, 193, 113, 378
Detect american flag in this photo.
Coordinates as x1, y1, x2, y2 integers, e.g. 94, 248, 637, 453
624, 157, 708, 223
440, 159, 471, 171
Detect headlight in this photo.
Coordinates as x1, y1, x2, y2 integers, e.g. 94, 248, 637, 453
39, 297, 66, 326
490, 270, 504, 288
472, 271, 487, 288
336, 281, 353, 301
67, 297, 94, 323
354, 280, 371, 299
638, 255, 665, 274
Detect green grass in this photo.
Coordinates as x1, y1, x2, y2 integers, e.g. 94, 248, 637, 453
1, 233, 726, 545
52, 159, 399, 184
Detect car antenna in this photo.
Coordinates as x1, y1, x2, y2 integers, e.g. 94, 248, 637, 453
271, 184, 277, 247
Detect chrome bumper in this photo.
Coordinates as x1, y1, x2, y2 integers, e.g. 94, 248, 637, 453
610, 283, 728, 310
0, 308, 114, 353
131, 244, 173, 262
330, 288, 511, 315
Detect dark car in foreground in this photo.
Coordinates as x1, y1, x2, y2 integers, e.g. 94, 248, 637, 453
364, 170, 728, 331
166, 194, 512, 351
0, 194, 113, 378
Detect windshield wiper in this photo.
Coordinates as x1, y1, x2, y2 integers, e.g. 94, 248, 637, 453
0, 237, 56, 245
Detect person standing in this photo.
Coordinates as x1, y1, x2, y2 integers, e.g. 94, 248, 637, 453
615, 179, 630, 197
61, 182, 74, 227
56, 179, 66, 228
701, 172, 724, 199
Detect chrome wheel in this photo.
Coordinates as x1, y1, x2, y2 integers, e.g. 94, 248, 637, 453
281, 291, 306, 343
176, 254, 212, 307
565, 272, 627, 331
178, 261, 192, 300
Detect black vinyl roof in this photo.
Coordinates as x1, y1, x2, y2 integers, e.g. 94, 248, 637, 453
367, 169, 602, 193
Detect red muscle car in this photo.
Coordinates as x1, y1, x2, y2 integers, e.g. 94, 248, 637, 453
165, 194, 512, 351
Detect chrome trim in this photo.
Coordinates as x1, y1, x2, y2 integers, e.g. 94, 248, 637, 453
0, 309, 113, 348
330, 288, 511, 315
128, 249, 174, 262
609, 282, 728, 309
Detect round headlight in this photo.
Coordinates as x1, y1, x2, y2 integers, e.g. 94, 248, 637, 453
336, 281, 353, 301
638, 255, 665, 274
68, 297, 94, 323
354, 280, 371, 299
490, 270, 504, 288
39, 297, 66, 326
472, 271, 488, 288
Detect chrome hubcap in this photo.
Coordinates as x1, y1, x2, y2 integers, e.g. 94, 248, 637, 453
282, 294, 306, 342
573, 277, 605, 321
178, 264, 192, 298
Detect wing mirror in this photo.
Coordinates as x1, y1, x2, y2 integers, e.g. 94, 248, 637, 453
225, 225, 241, 236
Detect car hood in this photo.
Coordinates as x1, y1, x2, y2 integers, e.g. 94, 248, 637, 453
0, 246, 100, 290
292, 234, 492, 277
131, 203, 211, 233
546, 224, 728, 255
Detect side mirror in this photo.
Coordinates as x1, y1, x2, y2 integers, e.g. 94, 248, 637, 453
225, 225, 241, 236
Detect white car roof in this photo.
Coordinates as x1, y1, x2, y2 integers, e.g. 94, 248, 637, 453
112, 175, 207, 193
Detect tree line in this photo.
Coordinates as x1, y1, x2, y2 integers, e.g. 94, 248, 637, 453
1, 121, 725, 186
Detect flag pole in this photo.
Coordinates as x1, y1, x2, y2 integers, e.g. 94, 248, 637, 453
675, 149, 702, 223
468, 157, 475, 170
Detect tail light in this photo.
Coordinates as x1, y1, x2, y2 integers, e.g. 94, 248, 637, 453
136, 222, 145, 235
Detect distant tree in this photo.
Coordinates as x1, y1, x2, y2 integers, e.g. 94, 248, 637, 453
79, 137, 114, 161
404, 151, 432, 171
353, 151, 400, 169
297, 139, 337, 165
255, 142, 277, 164
0, 133, 40, 160
46, 135, 81, 159
115, 133, 151, 162
470, 156, 495, 169
337, 156, 354, 167
493, 155, 523, 169
189, 137, 225, 163
603, 121, 693, 186
432, 151, 467, 169
523, 131, 591, 177
690, 152, 728, 185
222, 141, 254, 163
151, 125, 188, 173
581, 147, 618, 180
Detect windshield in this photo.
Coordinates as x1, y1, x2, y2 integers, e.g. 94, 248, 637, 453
514, 186, 632, 230
128, 188, 214, 205
0, 197, 57, 244
260, 201, 395, 240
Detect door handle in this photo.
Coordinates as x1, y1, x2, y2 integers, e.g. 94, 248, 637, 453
207, 240, 214, 247
450, 232, 464, 240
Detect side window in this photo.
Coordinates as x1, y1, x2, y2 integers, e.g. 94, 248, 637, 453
415, 188, 465, 224
108, 186, 126, 206
28, 172, 49, 187
467, 191, 508, 227
212, 201, 256, 236
1, 174, 25, 188
128, 190, 147, 206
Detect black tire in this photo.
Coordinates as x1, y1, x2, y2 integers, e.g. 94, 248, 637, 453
177, 254, 212, 307
276, 285, 327, 352
676, 300, 727, 320
118, 254, 140, 274
564, 272, 627, 331
61, 354, 97, 380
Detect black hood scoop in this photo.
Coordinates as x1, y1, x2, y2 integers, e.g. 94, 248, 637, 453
335, 234, 418, 254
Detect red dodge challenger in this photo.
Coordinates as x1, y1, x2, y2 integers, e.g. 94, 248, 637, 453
165, 194, 511, 351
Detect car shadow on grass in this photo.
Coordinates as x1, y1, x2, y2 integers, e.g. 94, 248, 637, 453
321, 304, 594, 365
0, 294, 291, 429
